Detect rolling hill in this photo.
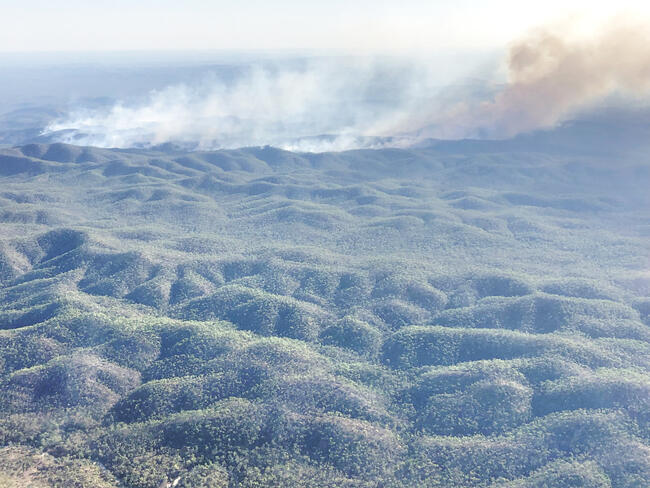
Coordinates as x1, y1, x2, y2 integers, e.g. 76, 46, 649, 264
0, 137, 649, 487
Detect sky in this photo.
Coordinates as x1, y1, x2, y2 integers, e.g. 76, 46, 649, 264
1, 0, 649, 53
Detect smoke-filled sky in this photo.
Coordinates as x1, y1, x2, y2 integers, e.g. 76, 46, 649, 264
1, 0, 649, 52
3, 1, 650, 150
41, 14, 650, 150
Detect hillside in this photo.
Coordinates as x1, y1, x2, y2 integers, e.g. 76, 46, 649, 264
0, 140, 649, 487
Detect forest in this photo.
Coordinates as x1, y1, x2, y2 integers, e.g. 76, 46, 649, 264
0, 138, 648, 487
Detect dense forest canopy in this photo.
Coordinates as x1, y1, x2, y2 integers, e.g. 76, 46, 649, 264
0, 136, 648, 487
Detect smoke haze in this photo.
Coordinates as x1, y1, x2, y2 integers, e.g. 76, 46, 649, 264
41, 18, 650, 150
43, 58, 444, 151
440, 17, 650, 138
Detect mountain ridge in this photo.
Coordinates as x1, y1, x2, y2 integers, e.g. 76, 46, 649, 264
0, 141, 648, 487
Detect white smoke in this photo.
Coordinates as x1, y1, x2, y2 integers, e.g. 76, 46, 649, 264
43, 58, 442, 151
42, 18, 650, 151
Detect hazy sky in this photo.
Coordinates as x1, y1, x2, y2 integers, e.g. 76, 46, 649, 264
1, 0, 649, 52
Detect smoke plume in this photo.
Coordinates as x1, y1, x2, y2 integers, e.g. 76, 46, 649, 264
439, 17, 650, 138
42, 18, 650, 150
42, 58, 437, 151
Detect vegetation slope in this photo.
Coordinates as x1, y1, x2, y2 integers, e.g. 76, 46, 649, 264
0, 139, 649, 487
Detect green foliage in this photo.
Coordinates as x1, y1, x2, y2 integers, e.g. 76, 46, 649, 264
418, 378, 533, 435
0, 142, 648, 487
321, 317, 382, 357
176, 463, 229, 488
0, 445, 118, 488
302, 414, 404, 478
533, 368, 650, 416
495, 460, 612, 488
